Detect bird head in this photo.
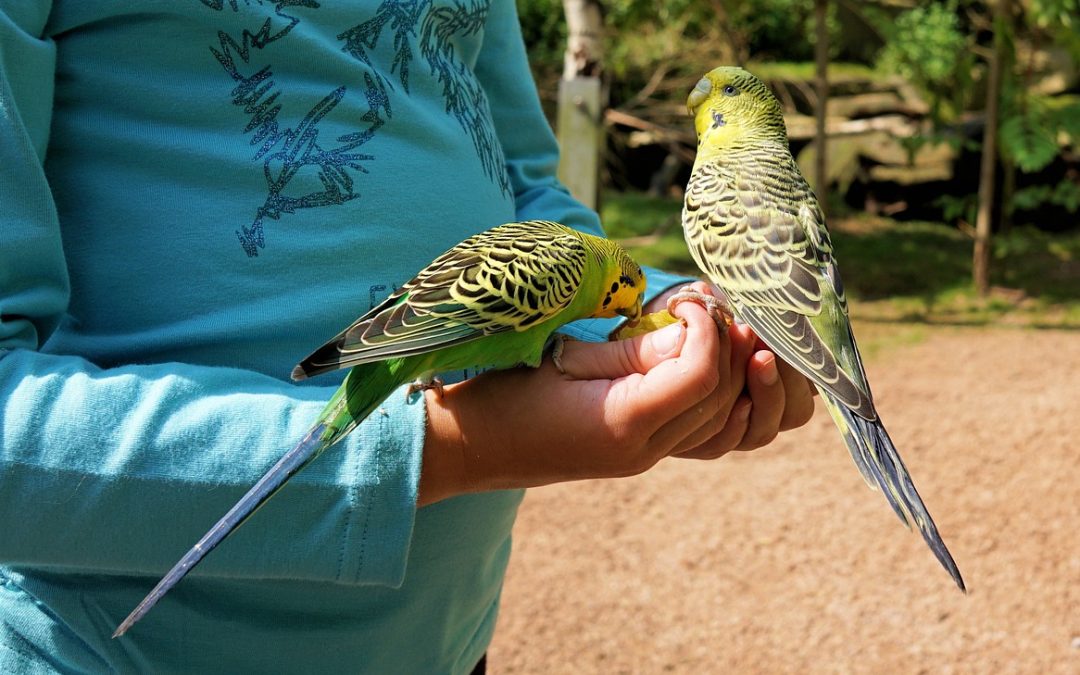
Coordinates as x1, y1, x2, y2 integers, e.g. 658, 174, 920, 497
595, 243, 645, 325
686, 67, 787, 153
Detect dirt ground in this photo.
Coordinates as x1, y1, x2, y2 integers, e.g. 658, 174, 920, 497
489, 325, 1079, 674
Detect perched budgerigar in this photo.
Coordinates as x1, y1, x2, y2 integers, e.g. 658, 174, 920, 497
114, 220, 646, 636
679, 66, 965, 590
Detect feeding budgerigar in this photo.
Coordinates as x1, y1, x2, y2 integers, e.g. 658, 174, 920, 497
114, 220, 646, 636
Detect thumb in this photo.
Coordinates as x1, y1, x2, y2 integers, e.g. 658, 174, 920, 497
555, 320, 686, 381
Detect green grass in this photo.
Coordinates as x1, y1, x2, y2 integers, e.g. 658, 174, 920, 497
601, 191, 1080, 331
746, 60, 884, 83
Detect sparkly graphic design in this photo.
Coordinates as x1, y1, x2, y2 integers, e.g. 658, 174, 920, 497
339, 0, 511, 197
202, 0, 506, 256
204, 1, 386, 256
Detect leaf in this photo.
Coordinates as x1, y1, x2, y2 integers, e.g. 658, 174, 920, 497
999, 114, 1060, 173
1051, 101, 1080, 143
1012, 180, 1080, 213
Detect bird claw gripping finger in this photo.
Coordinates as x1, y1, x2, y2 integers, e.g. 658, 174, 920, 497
550, 334, 571, 375
406, 375, 445, 398
666, 286, 734, 333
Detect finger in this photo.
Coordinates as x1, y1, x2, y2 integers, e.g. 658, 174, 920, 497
647, 373, 733, 454
633, 300, 725, 418
670, 396, 752, 458
733, 351, 786, 451
725, 322, 757, 397
556, 319, 686, 381
776, 358, 816, 430
611, 301, 727, 437
649, 317, 754, 456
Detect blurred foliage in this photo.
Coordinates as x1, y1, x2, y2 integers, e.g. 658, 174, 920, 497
868, 1, 1080, 218
1027, 0, 1080, 58
517, 0, 567, 79
529, 0, 1080, 280
935, 193, 979, 226
876, 1, 972, 123
518, 0, 845, 106
1013, 177, 1080, 212
1000, 97, 1061, 173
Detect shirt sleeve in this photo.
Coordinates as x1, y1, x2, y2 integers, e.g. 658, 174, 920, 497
0, 6, 420, 588
473, 0, 696, 341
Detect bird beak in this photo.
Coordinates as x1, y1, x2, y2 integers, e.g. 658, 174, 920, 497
617, 297, 643, 327
686, 77, 712, 116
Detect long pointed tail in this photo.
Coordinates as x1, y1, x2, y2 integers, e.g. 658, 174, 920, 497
820, 389, 966, 592
113, 364, 404, 637
112, 424, 336, 637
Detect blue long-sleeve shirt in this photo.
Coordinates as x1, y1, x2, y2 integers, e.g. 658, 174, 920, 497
0, 1, 689, 671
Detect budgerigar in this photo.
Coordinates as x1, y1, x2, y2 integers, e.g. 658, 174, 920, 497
680, 66, 965, 590
114, 220, 646, 636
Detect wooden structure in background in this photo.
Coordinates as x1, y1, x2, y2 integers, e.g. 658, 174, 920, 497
557, 0, 605, 210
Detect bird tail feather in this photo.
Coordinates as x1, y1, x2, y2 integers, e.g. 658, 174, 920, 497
820, 389, 966, 592
113, 363, 405, 637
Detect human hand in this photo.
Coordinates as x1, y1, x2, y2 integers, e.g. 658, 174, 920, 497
418, 293, 812, 505
646, 281, 817, 458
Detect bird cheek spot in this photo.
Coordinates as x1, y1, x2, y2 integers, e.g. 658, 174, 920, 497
711, 111, 725, 129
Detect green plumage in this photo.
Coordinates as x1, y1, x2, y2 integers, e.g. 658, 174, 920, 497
683, 67, 965, 590
114, 220, 646, 637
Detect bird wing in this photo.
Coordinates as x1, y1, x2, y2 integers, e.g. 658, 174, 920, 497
293, 221, 588, 378
683, 156, 875, 418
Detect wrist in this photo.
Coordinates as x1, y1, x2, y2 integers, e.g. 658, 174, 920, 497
417, 387, 471, 506
417, 370, 551, 505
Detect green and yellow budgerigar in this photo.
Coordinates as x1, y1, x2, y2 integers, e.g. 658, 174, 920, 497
114, 220, 646, 637
680, 66, 965, 590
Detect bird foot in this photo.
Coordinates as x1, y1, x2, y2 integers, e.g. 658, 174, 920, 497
406, 375, 445, 399
666, 286, 734, 333
550, 334, 571, 375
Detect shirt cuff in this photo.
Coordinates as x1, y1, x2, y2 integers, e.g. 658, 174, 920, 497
336, 385, 426, 587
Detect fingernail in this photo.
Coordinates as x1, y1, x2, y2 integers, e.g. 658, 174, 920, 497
760, 354, 779, 385
650, 321, 684, 357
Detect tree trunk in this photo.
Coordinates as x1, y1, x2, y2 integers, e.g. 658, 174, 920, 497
973, 0, 1006, 297
558, 0, 605, 209
813, 0, 829, 215
562, 0, 603, 80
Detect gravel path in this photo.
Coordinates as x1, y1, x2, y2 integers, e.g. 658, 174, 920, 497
489, 325, 1079, 673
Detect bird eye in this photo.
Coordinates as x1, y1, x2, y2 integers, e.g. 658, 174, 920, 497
722, 85, 739, 97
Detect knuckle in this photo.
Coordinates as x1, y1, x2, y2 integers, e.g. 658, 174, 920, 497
705, 395, 730, 432
607, 418, 644, 448
690, 362, 721, 399
745, 428, 779, 450
715, 426, 742, 454
618, 338, 644, 375
714, 384, 735, 414
692, 438, 732, 460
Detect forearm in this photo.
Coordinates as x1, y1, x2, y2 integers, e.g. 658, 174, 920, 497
418, 388, 471, 507
418, 371, 573, 507
419, 369, 599, 506
1, 348, 424, 586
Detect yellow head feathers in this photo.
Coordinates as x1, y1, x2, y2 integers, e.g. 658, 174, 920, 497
686, 67, 787, 151
591, 239, 645, 323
